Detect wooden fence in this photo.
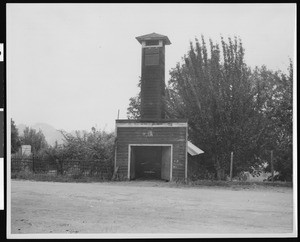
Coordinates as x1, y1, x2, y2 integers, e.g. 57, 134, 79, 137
11, 156, 113, 179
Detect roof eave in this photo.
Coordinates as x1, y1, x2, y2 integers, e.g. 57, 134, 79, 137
135, 36, 171, 45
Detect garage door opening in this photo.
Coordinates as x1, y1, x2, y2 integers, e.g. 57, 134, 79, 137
129, 145, 172, 181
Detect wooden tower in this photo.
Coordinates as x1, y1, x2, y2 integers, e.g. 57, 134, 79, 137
115, 33, 188, 181
136, 33, 171, 119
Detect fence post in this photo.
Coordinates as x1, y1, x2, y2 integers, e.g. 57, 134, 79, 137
230, 152, 233, 181
271, 150, 274, 182
32, 153, 35, 173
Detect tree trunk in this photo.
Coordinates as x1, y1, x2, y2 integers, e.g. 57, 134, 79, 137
214, 155, 226, 180
217, 168, 225, 180
55, 159, 63, 175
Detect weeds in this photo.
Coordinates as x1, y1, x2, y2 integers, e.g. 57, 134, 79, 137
11, 171, 111, 183
10, 171, 292, 188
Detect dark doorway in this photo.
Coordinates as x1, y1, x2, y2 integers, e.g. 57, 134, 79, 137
130, 145, 171, 181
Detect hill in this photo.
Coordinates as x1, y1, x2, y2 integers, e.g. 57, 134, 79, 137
17, 123, 65, 146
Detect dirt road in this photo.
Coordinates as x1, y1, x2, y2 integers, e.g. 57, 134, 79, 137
10, 180, 294, 235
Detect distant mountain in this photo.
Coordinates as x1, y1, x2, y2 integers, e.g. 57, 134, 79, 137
17, 123, 65, 146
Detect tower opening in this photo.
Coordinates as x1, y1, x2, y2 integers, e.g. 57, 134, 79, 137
130, 145, 171, 181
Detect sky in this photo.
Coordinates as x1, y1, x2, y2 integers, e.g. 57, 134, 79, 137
7, 3, 296, 133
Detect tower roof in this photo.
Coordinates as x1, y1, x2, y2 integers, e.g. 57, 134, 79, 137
136, 32, 171, 45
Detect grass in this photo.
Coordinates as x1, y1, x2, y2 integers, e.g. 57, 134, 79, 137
171, 178, 293, 188
11, 171, 292, 188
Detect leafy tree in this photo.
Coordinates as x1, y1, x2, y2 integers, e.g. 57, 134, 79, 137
57, 128, 115, 174
59, 128, 115, 161
127, 78, 141, 119
253, 63, 293, 181
11, 119, 21, 154
41, 141, 68, 175
20, 127, 48, 154
127, 95, 141, 119
39, 128, 115, 175
166, 36, 268, 180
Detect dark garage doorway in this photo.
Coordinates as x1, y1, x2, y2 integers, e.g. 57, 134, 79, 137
129, 145, 171, 181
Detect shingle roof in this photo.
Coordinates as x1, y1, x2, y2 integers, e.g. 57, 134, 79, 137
136, 32, 171, 45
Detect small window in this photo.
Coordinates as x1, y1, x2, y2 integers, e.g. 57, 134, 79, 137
146, 40, 159, 46
145, 48, 159, 54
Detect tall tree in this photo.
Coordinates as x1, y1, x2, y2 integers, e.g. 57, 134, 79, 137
127, 95, 141, 119
127, 78, 141, 119
11, 119, 21, 154
166, 36, 267, 179
252, 62, 293, 180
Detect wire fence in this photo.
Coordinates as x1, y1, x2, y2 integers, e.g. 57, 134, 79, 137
11, 156, 114, 179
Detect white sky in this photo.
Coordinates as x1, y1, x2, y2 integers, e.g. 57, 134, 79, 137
7, 3, 296, 133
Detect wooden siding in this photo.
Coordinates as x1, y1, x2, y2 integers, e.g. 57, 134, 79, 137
141, 46, 165, 119
115, 125, 187, 180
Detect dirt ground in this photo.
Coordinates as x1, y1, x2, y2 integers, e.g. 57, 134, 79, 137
10, 180, 294, 236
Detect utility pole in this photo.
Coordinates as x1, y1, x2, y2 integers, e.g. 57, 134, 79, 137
32, 151, 35, 173
271, 150, 274, 182
230, 151, 233, 181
